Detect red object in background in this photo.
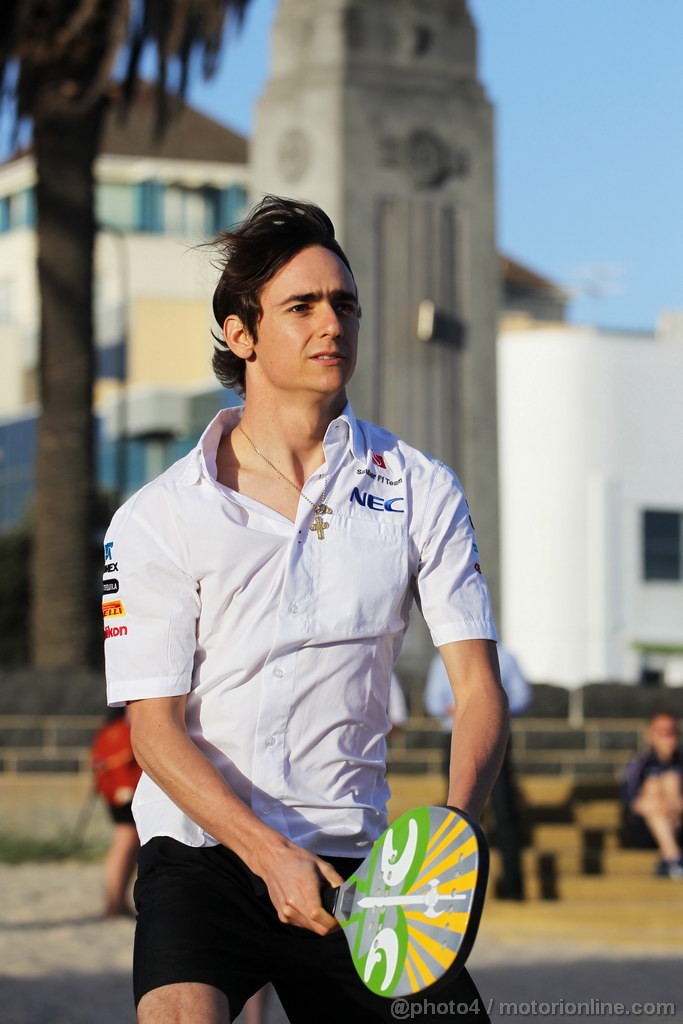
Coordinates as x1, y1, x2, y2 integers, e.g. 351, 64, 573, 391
90, 718, 142, 807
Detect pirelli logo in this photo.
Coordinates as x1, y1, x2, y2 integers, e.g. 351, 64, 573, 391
102, 600, 126, 618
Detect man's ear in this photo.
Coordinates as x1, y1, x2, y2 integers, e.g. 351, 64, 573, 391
223, 315, 255, 360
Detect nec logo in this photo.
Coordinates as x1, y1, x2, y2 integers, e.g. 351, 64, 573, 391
350, 487, 405, 513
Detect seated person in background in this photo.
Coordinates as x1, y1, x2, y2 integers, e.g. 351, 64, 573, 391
624, 711, 683, 879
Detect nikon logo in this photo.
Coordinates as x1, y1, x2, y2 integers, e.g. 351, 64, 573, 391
104, 624, 128, 639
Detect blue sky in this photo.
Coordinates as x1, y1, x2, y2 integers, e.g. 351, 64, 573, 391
187, 0, 683, 333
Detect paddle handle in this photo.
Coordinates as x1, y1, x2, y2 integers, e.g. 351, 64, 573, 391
321, 884, 339, 916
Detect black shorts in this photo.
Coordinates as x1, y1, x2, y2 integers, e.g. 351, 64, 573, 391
133, 837, 490, 1023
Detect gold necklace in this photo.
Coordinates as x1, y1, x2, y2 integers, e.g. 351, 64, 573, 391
237, 424, 334, 540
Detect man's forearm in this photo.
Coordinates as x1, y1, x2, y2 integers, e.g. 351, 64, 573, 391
130, 699, 287, 871
446, 687, 509, 820
129, 696, 343, 934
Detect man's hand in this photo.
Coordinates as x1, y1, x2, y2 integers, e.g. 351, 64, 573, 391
255, 840, 345, 935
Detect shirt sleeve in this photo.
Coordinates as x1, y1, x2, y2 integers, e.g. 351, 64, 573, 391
103, 499, 200, 707
415, 463, 497, 648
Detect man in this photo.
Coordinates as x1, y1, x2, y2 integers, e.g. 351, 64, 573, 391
425, 643, 530, 899
103, 196, 509, 1024
624, 711, 683, 879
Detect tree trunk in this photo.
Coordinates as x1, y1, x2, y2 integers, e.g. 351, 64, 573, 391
31, 102, 107, 669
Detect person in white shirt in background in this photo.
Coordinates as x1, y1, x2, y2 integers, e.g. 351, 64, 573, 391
104, 195, 508, 1024
425, 643, 530, 899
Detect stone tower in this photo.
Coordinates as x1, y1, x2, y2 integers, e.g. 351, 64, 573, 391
251, 0, 500, 665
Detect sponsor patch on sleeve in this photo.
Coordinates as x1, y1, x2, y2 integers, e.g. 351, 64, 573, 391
102, 600, 126, 618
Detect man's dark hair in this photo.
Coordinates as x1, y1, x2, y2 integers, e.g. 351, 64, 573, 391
211, 195, 356, 397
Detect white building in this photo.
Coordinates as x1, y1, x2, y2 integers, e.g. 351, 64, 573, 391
0, 89, 249, 521
498, 313, 683, 688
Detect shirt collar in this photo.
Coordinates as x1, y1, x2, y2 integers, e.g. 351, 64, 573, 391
327, 401, 366, 464
177, 406, 243, 486
177, 401, 366, 487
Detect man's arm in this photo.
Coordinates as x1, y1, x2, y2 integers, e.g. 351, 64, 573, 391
438, 639, 510, 820
128, 696, 343, 935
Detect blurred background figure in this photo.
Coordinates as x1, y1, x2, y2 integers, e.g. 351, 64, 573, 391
90, 707, 141, 917
425, 643, 531, 899
624, 712, 683, 879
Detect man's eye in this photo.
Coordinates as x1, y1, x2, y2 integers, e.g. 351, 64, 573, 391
336, 303, 357, 316
289, 304, 309, 313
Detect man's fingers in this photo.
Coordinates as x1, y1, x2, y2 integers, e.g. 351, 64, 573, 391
277, 901, 337, 935
316, 857, 345, 889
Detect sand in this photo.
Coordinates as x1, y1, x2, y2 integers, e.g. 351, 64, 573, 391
1, 862, 681, 1024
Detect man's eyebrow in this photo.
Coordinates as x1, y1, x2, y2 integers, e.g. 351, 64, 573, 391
276, 289, 359, 307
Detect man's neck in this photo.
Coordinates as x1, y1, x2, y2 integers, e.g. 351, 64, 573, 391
238, 390, 348, 478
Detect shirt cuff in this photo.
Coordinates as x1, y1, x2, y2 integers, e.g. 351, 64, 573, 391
106, 675, 191, 707
429, 619, 498, 649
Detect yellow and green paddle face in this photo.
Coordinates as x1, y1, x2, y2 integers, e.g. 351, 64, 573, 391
332, 806, 487, 998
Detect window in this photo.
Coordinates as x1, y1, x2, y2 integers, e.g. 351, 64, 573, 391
217, 185, 247, 232
0, 190, 35, 231
0, 197, 10, 233
164, 185, 210, 237
9, 189, 35, 229
643, 510, 682, 581
97, 182, 138, 231
137, 180, 164, 233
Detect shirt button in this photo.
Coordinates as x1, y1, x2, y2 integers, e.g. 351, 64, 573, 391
288, 602, 300, 614
262, 807, 271, 816
273, 666, 284, 678
265, 735, 276, 747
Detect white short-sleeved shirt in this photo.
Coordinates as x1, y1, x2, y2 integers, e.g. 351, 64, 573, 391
103, 403, 496, 855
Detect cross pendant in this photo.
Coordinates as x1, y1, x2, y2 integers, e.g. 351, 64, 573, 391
310, 514, 329, 540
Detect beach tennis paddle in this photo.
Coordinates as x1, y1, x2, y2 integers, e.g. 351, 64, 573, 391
322, 805, 488, 998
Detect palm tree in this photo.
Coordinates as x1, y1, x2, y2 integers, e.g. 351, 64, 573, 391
0, 1, 249, 669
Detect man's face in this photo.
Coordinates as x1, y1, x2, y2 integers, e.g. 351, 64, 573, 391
244, 245, 359, 401
647, 714, 680, 760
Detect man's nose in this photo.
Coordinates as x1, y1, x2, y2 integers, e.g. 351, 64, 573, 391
319, 303, 343, 336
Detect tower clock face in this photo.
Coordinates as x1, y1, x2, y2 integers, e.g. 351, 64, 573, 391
277, 129, 310, 182
404, 130, 448, 187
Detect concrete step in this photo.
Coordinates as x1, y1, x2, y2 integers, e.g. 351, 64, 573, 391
526, 874, 680, 902
517, 777, 575, 807
574, 799, 623, 828
481, 897, 683, 952
490, 846, 657, 879
530, 822, 620, 850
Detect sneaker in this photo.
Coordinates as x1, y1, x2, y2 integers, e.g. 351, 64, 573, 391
667, 857, 683, 880
654, 857, 683, 879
